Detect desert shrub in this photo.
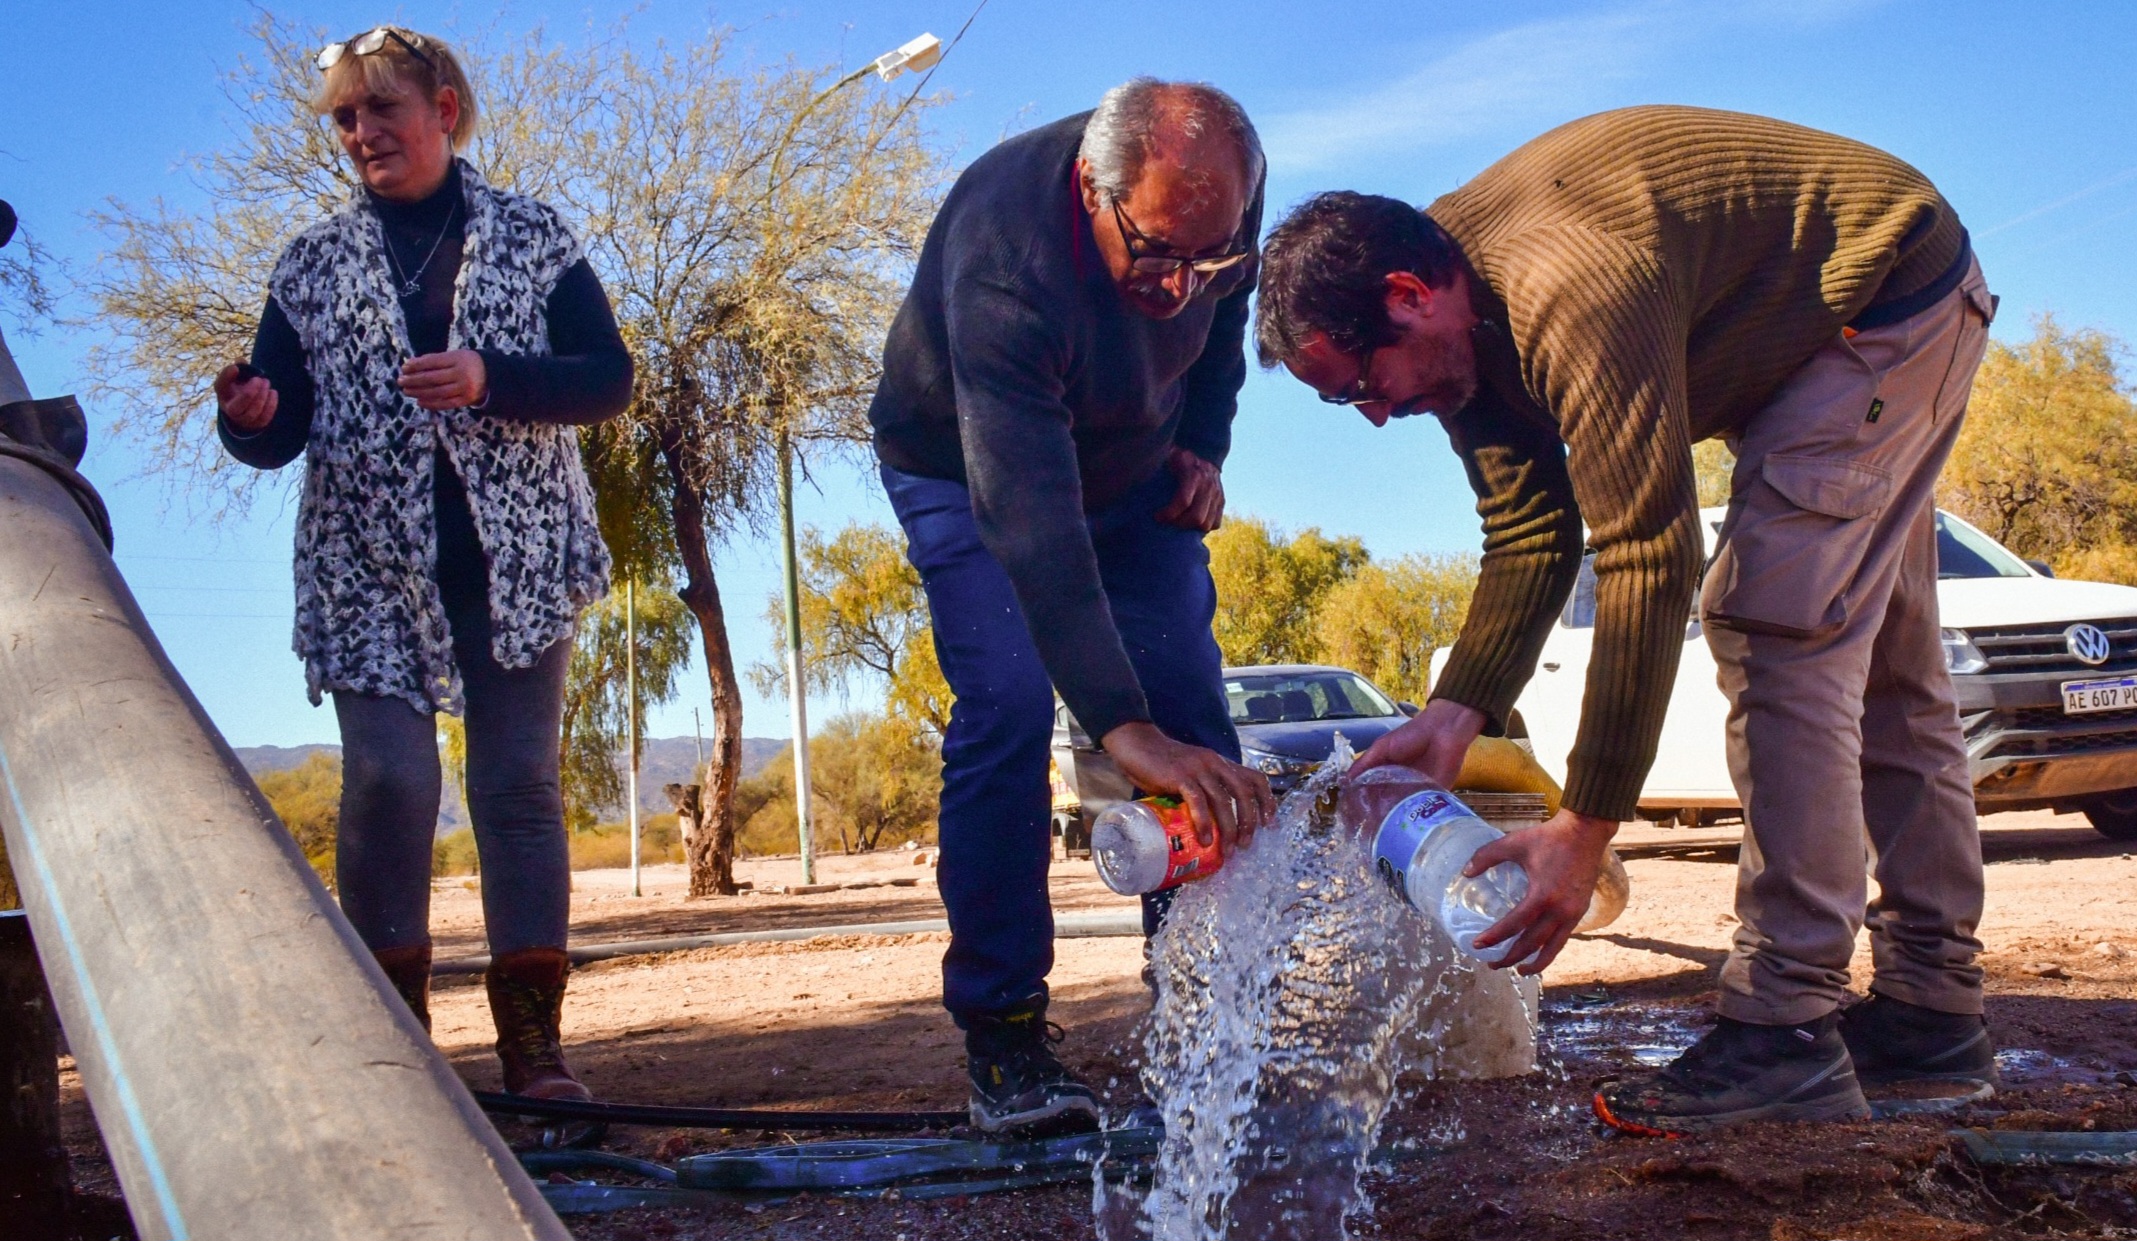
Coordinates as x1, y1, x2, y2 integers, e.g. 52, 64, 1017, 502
432, 828, 479, 877
256, 752, 341, 885
568, 813, 685, 871
731, 715, 940, 855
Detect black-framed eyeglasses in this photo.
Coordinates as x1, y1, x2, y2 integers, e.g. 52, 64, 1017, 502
317, 27, 435, 73
1109, 199, 1252, 277
1318, 347, 1379, 406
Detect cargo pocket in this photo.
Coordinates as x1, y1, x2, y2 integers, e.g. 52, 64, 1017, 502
1702, 453, 1892, 638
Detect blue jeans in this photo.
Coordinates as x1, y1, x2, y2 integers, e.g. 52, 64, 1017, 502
882, 463, 1240, 1024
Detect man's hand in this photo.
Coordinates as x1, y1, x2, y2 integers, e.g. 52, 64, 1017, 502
1465, 808, 1618, 974
399, 350, 489, 411
1154, 446, 1224, 532
1352, 698, 1487, 786
1101, 720, 1275, 852
214, 363, 279, 432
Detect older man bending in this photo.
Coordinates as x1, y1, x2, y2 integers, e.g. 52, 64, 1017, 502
869, 78, 1274, 1135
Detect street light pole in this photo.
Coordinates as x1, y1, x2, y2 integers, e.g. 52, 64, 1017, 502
778, 432, 817, 885
626, 577, 641, 898
767, 32, 941, 888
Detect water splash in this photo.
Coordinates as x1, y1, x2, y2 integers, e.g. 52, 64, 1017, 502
1100, 739, 1523, 1240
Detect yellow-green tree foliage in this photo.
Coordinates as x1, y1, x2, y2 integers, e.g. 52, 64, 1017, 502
256, 752, 341, 884
754, 523, 952, 734
731, 713, 938, 855
1314, 554, 1479, 704
732, 756, 798, 858
1939, 316, 2137, 583
1206, 518, 1369, 666
1693, 439, 1736, 508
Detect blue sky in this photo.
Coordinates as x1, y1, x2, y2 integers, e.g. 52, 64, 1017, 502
3, 0, 2134, 748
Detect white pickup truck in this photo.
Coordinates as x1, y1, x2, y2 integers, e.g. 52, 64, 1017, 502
1433, 508, 2137, 840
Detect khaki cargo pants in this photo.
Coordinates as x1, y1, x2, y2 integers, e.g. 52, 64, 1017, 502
1701, 258, 1996, 1025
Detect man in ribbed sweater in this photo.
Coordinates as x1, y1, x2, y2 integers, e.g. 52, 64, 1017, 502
869, 79, 1274, 1135
1255, 106, 1997, 1134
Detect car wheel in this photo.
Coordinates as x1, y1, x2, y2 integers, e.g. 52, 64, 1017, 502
2082, 791, 2137, 841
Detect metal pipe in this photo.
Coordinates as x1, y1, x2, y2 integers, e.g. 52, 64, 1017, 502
0, 453, 568, 1240
431, 908, 1145, 975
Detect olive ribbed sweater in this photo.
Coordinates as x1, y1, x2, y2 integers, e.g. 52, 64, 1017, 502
1424, 105, 1967, 821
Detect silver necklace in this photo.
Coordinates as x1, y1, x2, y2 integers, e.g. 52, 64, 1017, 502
381, 198, 458, 298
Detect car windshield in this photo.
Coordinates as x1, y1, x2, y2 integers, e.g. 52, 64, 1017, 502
1937, 512, 2031, 579
1225, 671, 1399, 724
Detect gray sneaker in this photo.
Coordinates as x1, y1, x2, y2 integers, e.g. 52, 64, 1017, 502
1594, 1014, 1870, 1137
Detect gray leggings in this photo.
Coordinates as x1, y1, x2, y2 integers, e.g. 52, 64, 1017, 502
333, 622, 573, 957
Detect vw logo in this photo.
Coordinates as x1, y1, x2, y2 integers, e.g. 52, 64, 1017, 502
2066, 623, 2113, 666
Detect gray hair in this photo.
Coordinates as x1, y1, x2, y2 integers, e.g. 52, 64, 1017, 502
1079, 78, 1264, 206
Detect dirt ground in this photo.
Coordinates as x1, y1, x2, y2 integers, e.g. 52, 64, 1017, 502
54, 810, 2137, 1238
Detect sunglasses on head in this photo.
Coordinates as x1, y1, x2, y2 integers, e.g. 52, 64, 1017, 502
316, 27, 434, 73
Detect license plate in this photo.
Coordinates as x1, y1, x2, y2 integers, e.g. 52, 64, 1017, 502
2062, 676, 2137, 715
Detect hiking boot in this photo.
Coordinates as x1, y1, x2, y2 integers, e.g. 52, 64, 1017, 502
1840, 992, 1999, 1089
486, 947, 592, 1102
1594, 1014, 1870, 1137
373, 942, 433, 1033
964, 992, 1102, 1136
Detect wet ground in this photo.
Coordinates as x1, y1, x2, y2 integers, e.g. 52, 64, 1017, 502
48, 812, 2137, 1239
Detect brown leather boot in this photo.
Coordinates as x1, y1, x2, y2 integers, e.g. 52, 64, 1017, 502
485, 947, 592, 1101
373, 942, 433, 1033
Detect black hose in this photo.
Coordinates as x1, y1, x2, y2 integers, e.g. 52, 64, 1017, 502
475, 1090, 968, 1132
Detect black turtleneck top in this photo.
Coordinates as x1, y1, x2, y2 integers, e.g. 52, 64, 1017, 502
220, 164, 632, 617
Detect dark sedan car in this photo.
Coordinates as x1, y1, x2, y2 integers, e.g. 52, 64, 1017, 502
1049, 664, 1416, 852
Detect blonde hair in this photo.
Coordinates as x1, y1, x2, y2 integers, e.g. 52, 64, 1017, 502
311, 28, 479, 149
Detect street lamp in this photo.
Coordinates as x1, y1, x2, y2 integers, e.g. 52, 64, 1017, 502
771, 32, 940, 887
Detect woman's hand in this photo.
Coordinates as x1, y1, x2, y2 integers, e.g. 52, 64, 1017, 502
399, 350, 488, 411
214, 363, 279, 432
1101, 721, 1276, 852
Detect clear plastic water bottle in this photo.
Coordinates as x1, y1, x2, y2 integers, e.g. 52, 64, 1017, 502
1338, 765, 1531, 964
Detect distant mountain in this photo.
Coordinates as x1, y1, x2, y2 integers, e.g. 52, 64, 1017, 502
628, 735, 787, 815
233, 736, 787, 830
232, 744, 340, 778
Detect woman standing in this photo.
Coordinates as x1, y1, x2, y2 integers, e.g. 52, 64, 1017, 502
214, 27, 631, 1101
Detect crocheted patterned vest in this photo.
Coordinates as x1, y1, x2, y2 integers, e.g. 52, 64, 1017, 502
269, 160, 611, 713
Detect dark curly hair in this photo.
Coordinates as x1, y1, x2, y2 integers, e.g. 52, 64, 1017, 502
1253, 192, 1464, 367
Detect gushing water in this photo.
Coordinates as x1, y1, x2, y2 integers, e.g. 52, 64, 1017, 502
1099, 739, 1517, 1240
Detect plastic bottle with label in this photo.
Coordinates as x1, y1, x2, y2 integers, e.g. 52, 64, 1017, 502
1339, 765, 1533, 963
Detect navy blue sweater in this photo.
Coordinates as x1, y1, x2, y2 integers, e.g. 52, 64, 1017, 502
868, 112, 1262, 742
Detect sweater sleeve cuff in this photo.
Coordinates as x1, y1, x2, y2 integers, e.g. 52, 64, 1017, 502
1172, 419, 1231, 469
1071, 687, 1154, 752
1559, 762, 1643, 824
